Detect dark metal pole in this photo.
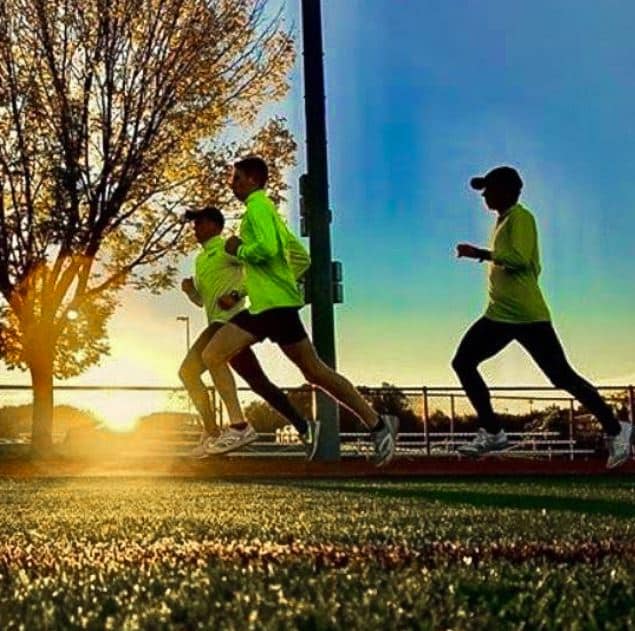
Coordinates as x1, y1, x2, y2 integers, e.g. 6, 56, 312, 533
423, 386, 430, 456
569, 399, 575, 461
450, 394, 456, 450
177, 316, 192, 419
176, 316, 191, 352
301, 0, 340, 460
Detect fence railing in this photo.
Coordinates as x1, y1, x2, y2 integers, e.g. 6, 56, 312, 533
0, 383, 632, 460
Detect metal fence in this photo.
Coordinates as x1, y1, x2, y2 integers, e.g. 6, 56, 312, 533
0, 383, 633, 460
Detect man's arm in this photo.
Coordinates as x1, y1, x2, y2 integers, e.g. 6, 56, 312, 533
233, 204, 279, 264
181, 277, 203, 307
456, 243, 492, 262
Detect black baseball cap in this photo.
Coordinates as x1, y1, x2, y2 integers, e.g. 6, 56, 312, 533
183, 206, 224, 228
470, 166, 523, 192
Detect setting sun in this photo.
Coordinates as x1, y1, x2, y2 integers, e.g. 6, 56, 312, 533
89, 392, 157, 432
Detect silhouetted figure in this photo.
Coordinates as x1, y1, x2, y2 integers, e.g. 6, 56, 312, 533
453, 166, 631, 468
179, 206, 310, 458
202, 157, 398, 465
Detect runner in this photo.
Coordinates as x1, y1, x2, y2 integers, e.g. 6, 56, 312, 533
202, 157, 398, 466
453, 166, 632, 468
179, 205, 318, 458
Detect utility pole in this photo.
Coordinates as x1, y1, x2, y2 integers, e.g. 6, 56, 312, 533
300, 0, 340, 459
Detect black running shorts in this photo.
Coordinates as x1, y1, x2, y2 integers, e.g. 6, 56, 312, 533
230, 307, 308, 346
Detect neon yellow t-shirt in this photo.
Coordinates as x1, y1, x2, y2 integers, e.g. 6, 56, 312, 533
485, 203, 551, 323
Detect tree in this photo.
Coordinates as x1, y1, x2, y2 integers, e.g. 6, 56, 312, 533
0, 0, 295, 454
244, 387, 313, 433
341, 383, 423, 433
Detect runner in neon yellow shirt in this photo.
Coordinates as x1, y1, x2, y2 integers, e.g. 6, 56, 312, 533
235, 188, 304, 314
484, 202, 551, 323
202, 157, 398, 465
453, 166, 631, 468
178, 206, 313, 458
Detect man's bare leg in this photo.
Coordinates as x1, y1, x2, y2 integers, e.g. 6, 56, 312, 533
179, 324, 223, 435
201, 323, 259, 425
280, 338, 379, 429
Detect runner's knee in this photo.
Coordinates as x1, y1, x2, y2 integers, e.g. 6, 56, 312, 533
178, 360, 197, 385
201, 344, 227, 369
452, 352, 475, 375
301, 359, 329, 384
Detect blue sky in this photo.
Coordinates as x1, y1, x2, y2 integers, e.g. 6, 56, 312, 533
2, 0, 634, 404
280, 0, 635, 386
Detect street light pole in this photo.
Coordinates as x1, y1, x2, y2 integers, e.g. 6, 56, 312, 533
176, 316, 191, 353
176, 315, 192, 420
301, 0, 340, 460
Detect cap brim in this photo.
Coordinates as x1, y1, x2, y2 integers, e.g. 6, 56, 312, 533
470, 177, 487, 190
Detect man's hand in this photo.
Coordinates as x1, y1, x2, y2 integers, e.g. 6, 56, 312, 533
181, 277, 196, 294
456, 243, 487, 260
225, 236, 242, 256
217, 292, 240, 311
181, 277, 203, 307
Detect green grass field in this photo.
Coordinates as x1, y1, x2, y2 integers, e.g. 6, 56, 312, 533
1, 476, 635, 630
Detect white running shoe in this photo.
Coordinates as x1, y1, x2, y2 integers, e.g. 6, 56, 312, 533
606, 421, 634, 469
300, 420, 321, 461
205, 423, 257, 455
457, 428, 508, 457
188, 431, 218, 459
371, 415, 399, 467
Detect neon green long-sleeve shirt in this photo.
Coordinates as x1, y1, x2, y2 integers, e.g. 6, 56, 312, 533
485, 203, 551, 323
236, 189, 303, 314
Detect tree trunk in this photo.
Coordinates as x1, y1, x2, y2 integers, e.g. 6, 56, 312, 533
29, 356, 55, 457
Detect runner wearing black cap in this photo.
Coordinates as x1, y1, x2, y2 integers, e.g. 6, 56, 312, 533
179, 206, 317, 458
453, 166, 632, 468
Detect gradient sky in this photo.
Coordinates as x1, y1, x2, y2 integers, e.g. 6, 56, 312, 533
2, 0, 634, 424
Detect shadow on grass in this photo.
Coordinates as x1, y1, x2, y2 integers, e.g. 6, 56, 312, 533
271, 479, 635, 519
